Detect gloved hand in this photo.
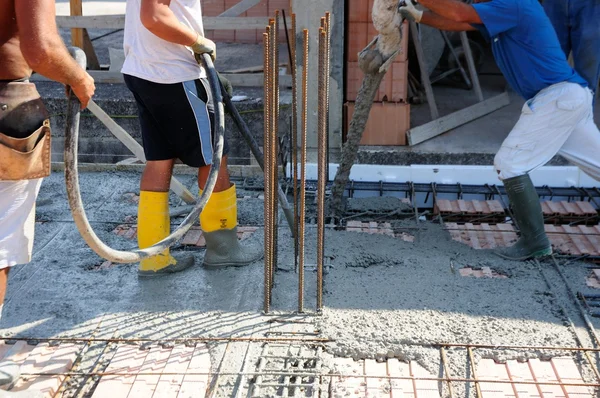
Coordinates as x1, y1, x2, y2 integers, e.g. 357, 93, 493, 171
398, 0, 423, 23
218, 73, 233, 98
190, 33, 216, 62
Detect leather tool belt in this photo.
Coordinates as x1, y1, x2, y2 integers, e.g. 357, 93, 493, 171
0, 120, 51, 180
0, 80, 51, 181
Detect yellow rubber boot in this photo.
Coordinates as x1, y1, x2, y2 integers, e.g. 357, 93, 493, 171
137, 191, 194, 276
200, 184, 263, 268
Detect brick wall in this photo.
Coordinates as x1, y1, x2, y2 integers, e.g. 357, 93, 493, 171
345, 0, 411, 146
203, 0, 291, 44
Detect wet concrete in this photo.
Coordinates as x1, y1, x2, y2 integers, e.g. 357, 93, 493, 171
1, 171, 599, 397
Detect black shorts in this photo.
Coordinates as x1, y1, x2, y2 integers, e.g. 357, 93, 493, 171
124, 74, 229, 167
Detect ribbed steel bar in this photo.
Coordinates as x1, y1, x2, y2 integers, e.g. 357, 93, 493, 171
290, 13, 299, 273
19, 370, 600, 387
270, 16, 279, 284
467, 346, 483, 398
298, 29, 309, 313
440, 346, 455, 398
324, 12, 332, 180
316, 26, 327, 312
263, 30, 272, 313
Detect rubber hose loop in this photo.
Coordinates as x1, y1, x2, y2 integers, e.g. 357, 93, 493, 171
64, 48, 224, 263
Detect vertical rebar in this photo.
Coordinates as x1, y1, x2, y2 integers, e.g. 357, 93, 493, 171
290, 13, 299, 273
271, 15, 279, 284
324, 12, 332, 181
316, 27, 327, 312
298, 29, 309, 313
263, 31, 272, 314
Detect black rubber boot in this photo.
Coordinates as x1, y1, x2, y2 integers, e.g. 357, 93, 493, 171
202, 227, 263, 269
137, 253, 195, 277
495, 174, 552, 260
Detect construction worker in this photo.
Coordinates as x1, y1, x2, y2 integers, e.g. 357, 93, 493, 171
399, 0, 600, 260
543, 0, 600, 98
122, 0, 263, 276
0, 0, 95, 392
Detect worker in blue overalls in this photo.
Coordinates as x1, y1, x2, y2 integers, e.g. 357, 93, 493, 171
399, 0, 600, 260
543, 0, 600, 99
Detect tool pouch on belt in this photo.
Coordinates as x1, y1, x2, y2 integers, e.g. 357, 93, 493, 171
0, 119, 51, 180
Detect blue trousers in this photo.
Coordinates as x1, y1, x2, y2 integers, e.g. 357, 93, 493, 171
544, 0, 600, 96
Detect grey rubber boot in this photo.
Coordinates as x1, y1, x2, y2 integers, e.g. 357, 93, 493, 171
138, 253, 195, 277
495, 174, 552, 260
0, 361, 19, 391
203, 227, 263, 269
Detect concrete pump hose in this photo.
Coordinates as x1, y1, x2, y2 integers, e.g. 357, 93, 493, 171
64, 48, 225, 263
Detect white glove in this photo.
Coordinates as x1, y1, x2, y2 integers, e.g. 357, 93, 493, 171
190, 33, 216, 61
398, 0, 423, 23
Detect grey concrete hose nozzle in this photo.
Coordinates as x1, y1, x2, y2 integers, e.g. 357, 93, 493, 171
63, 48, 224, 263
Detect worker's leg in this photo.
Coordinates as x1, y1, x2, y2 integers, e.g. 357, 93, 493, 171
570, 0, 600, 96
125, 75, 196, 276
493, 83, 590, 260
187, 80, 262, 268
543, 0, 572, 61
0, 179, 41, 389
137, 159, 193, 276
558, 88, 600, 180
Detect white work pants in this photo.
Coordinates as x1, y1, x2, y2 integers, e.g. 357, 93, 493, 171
0, 179, 42, 269
494, 82, 600, 181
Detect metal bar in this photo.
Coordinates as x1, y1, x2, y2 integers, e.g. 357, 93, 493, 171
325, 12, 332, 182
441, 31, 472, 88
459, 31, 484, 101
316, 26, 327, 312
250, 343, 270, 397
410, 21, 439, 120
16, 371, 600, 386
550, 256, 600, 347
440, 346, 455, 398
287, 12, 300, 273
298, 28, 309, 313
467, 346, 483, 398
271, 16, 279, 285
263, 30, 272, 314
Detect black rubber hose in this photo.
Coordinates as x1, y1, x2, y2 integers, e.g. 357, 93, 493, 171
64, 48, 224, 263
222, 91, 295, 236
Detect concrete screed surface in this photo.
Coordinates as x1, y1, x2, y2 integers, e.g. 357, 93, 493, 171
1, 171, 599, 396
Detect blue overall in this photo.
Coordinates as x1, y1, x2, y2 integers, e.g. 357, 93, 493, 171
543, 0, 600, 96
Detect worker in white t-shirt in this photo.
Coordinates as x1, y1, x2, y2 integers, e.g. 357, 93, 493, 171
122, 0, 262, 276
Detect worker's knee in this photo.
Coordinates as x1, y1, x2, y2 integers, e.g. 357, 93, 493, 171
494, 151, 527, 181
141, 160, 175, 192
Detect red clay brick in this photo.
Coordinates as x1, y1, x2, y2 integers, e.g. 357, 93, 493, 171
92, 346, 149, 398
550, 357, 592, 397
527, 358, 565, 398
182, 229, 203, 246
153, 345, 195, 397
13, 344, 81, 395
127, 346, 172, 398
177, 345, 210, 398
505, 360, 540, 398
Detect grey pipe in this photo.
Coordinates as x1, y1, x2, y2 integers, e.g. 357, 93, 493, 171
64, 48, 224, 263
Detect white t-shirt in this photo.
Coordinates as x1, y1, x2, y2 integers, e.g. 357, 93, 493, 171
122, 0, 207, 84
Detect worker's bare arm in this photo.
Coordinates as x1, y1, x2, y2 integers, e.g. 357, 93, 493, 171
15, 0, 95, 107
418, 0, 483, 24
140, 0, 198, 46
420, 11, 477, 31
